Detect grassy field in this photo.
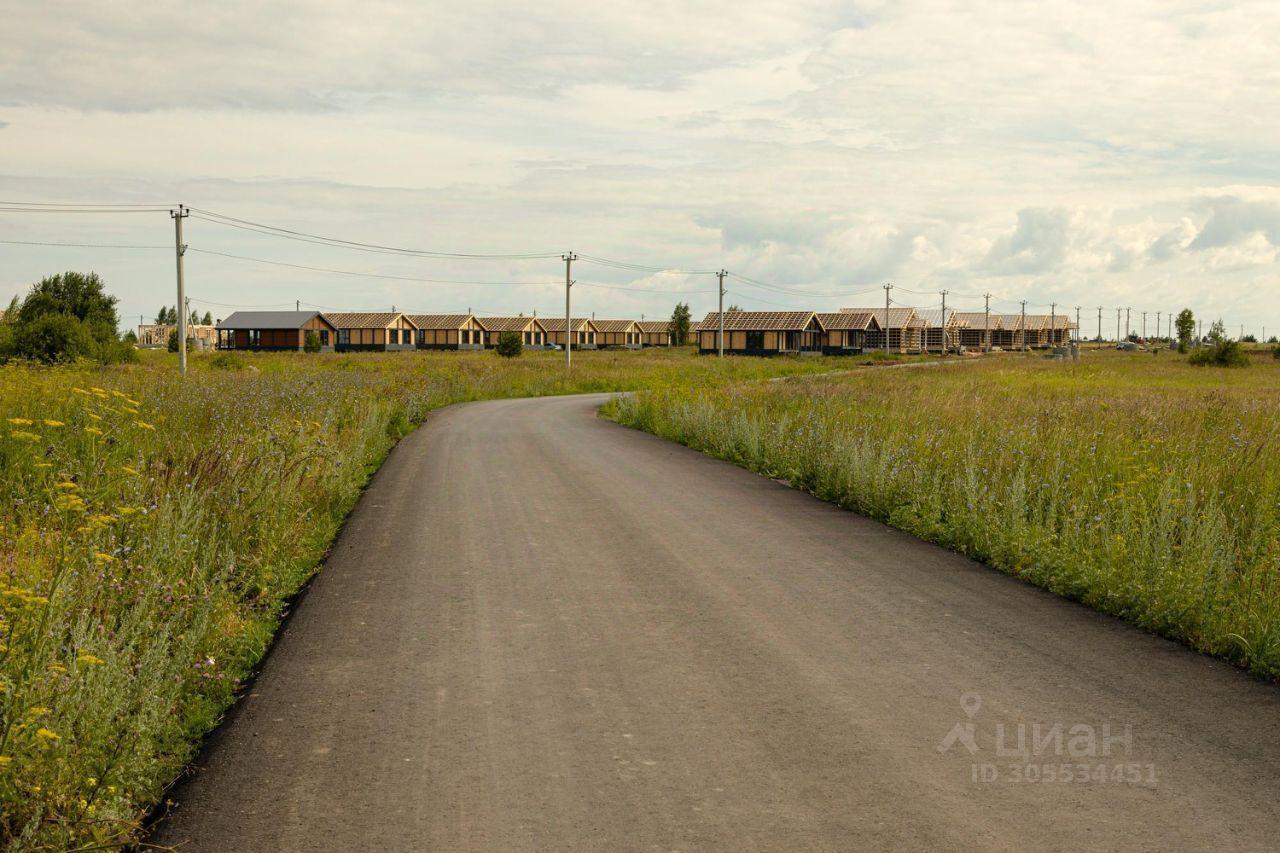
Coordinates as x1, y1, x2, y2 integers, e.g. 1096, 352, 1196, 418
0, 345, 848, 850
607, 351, 1280, 680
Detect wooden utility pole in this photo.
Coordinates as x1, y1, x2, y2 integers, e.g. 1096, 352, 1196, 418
939, 290, 948, 356
1074, 306, 1081, 346
884, 283, 893, 354
1050, 302, 1057, 348
563, 252, 576, 367
1020, 300, 1027, 351
1125, 307, 1131, 340
171, 205, 189, 375
1097, 307, 1102, 346
717, 269, 727, 357
984, 293, 991, 353
1116, 308, 1121, 343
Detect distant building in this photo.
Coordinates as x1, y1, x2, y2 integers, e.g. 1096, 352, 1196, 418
406, 314, 485, 350
697, 312, 823, 355
325, 312, 418, 352
137, 323, 219, 350
635, 320, 673, 347
476, 316, 549, 348
215, 311, 337, 351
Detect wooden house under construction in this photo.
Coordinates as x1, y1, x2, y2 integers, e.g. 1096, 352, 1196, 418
636, 320, 673, 347
914, 309, 963, 353
407, 314, 485, 350
697, 312, 824, 355
843, 307, 922, 352
816, 311, 881, 354
593, 319, 643, 349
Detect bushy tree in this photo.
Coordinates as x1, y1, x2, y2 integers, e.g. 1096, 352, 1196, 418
1, 271, 135, 364
669, 301, 691, 345
495, 331, 523, 358
168, 329, 181, 353
201, 311, 214, 326
1175, 309, 1195, 352
304, 330, 322, 353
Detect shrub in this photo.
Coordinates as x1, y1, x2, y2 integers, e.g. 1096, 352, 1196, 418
1189, 339, 1249, 367
304, 330, 322, 353
11, 313, 97, 363
167, 328, 180, 352
209, 352, 245, 370
495, 331, 523, 358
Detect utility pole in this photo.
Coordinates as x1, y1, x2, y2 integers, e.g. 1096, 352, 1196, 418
562, 251, 576, 368
296, 299, 300, 312
1020, 300, 1027, 351
983, 293, 991, 353
1050, 302, 1057, 349
1142, 311, 1147, 342
1074, 306, 1081, 346
171, 205, 189, 375
1155, 311, 1161, 343
939, 290, 948, 356
1125, 307, 1131, 340
884, 283, 893, 354
1115, 308, 1120, 343
717, 269, 727, 357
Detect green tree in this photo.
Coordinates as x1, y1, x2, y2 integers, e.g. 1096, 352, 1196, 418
201, 311, 214, 326
726, 304, 742, 313
190, 310, 200, 327
122, 329, 138, 344
167, 329, 180, 352
156, 305, 170, 324
669, 301, 691, 346
1175, 309, 1195, 351
495, 331, 523, 358
12, 313, 96, 363
304, 330, 322, 353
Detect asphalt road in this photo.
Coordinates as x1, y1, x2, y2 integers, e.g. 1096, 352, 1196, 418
154, 393, 1280, 851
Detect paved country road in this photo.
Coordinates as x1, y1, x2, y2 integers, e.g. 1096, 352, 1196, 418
153, 393, 1280, 851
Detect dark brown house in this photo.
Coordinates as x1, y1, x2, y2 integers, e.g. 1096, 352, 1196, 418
215, 311, 337, 352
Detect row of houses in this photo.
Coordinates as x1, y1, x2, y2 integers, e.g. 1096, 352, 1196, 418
208, 311, 677, 352
691, 309, 1076, 355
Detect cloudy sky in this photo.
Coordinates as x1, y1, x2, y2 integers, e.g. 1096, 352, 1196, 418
2, 0, 1278, 335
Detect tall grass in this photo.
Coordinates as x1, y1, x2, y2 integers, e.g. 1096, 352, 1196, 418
0, 346, 840, 849
607, 353, 1280, 679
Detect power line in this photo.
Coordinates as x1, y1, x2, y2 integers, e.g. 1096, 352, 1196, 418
186, 247, 564, 287
189, 208, 562, 260
0, 239, 169, 249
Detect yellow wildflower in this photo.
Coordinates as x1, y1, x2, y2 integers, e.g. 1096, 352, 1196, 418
77, 654, 105, 666
42, 420, 64, 428
121, 465, 140, 476
93, 552, 114, 565
35, 728, 59, 742
84, 426, 103, 436
109, 390, 126, 399
54, 493, 86, 512
123, 407, 140, 415
117, 505, 139, 516
26, 707, 50, 718
34, 463, 52, 469
0, 756, 11, 767
47, 664, 66, 674
9, 431, 40, 442
90, 514, 115, 526
55, 481, 79, 491
72, 387, 90, 395
126, 399, 141, 407
87, 412, 102, 421
135, 421, 155, 431
6, 417, 33, 426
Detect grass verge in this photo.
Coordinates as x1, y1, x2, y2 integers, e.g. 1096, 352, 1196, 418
605, 351, 1280, 680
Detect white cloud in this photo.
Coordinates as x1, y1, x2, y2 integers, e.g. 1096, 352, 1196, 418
0, 0, 1277, 331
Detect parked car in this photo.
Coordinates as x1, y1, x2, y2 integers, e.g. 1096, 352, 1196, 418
1116, 341, 1138, 351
